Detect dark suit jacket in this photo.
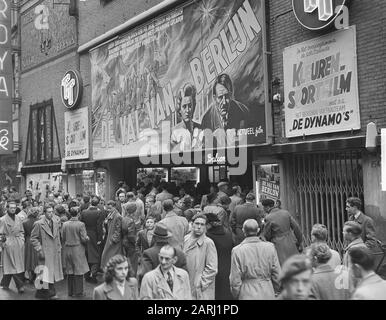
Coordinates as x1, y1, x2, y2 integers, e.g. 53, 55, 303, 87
138, 242, 187, 283
136, 229, 156, 253
230, 202, 264, 245
349, 212, 377, 249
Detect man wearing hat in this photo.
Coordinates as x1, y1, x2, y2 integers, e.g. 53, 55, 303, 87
123, 192, 145, 231
138, 223, 187, 285
277, 254, 313, 300
206, 212, 234, 300
215, 181, 230, 204
262, 198, 303, 266
230, 193, 264, 246
183, 213, 218, 300
140, 245, 192, 300
230, 219, 281, 300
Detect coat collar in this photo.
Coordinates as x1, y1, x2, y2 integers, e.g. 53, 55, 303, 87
313, 264, 333, 274
185, 233, 206, 250
345, 238, 365, 251
4, 213, 17, 226
103, 280, 136, 300
153, 266, 185, 298
164, 211, 177, 218
357, 272, 382, 288
240, 236, 261, 245
40, 216, 58, 238
207, 225, 225, 236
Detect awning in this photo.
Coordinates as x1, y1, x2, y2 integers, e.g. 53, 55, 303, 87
66, 160, 96, 170
253, 135, 367, 156
21, 163, 61, 174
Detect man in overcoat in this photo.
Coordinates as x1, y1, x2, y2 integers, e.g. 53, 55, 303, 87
140, 245, 192, 300
183, 213, 218, 300
230, 193, 264, 245
160, 199, 189, 250
80, 197, 104, 283
349, 246, 386, 300
262, 199, 303, 266
206, 212, 234, 300
0, 201, 25, 293
346, 197, 377, 250
230, 219, 281, 300
61, 206, 90, 297
100, 200, 123, 270
31, 205, 64, 299
138, 223, 187, 285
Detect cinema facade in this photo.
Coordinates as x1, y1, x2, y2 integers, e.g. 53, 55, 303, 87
13, 0, 385, 254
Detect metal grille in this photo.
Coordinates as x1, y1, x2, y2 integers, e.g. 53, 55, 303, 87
289, 150, 364, 254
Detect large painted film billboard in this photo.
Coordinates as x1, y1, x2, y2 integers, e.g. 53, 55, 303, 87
91, 0, 267, 160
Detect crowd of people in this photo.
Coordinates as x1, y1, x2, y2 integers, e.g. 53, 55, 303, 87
0, 181, 385, 300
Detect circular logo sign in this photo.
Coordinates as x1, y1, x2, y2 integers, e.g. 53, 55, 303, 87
61, 70, 83, 109
292, 0, 347, 30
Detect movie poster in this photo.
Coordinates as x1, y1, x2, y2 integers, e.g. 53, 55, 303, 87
91, 0, 266, 160
283, 26, 360, 138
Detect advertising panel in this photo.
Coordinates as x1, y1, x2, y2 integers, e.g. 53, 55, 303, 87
283, 26, 360, 138
0, 0, 13, 154
64, 107, 89, 160
91, 0, 267, 160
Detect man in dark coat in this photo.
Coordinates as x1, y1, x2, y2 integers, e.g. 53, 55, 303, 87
80, 197, 104, 283
230, 193, 264, 245
205, 212, 234, 300
201, 73, 249, 132
346, 197, 377, 250
61, 206, 90, 297
262, 199, 303, 266
80, 195, 90, 212
138, 223, 187, 285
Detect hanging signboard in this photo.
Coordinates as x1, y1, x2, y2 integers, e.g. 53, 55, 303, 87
64, 107, 89, 160
283, 26, 360, 138
0, 0, 12, 154
91, 0, 267, 161
292, 0, 348, 31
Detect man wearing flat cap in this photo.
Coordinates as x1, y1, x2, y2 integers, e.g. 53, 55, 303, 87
215, 181, 230, 203
183, 213, 218, 300
262, 198, 303, 266
277, 254, 313, 300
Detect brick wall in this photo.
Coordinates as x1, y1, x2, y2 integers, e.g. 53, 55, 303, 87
19, 53, 78, 164
78, 0, 166, 46
268, 0, 386, 144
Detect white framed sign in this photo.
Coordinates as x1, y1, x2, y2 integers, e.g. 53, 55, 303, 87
64, 107, 89, 160
283, 26, 360, 138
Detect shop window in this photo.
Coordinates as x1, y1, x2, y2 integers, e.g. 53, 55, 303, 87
25, 99, 61, 164
137, 168, 168, 186
171, 167, 199, 186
